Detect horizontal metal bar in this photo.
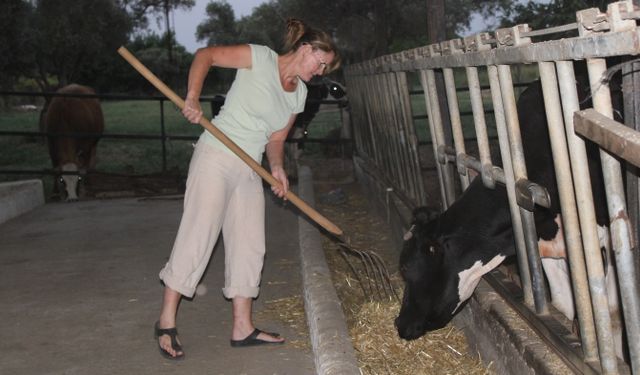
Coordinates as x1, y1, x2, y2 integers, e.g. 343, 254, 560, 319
349, 29, 640, 73
523, 22, 579, 38
0, 130, 199, 141
574, 108, 640, 168
0, 90, 345, 106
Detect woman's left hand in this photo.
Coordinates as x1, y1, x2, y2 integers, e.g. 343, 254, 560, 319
270, 165, 289, 199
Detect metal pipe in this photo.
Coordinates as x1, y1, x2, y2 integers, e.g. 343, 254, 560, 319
160, 99, 167, 172
466, 66, 495, 189
588, 57, 639, 375
425, 69, 457, 207
419, 69, 449, 208
547, 61, 599, 362
487, 65, 533, 306
497, 64, 548, 314
443, 68, 470, 190
389, 71, 414, 200
396, 70, 428, 204
380, 71, 403, 193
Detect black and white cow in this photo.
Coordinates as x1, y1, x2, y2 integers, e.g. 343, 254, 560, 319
287, 77, 347, 156
395, 74, 623, 349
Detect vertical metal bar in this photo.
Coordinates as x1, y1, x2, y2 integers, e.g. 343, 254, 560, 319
397, 70, 428, 204
352, 71, 371, 158
497, 64, 549, 315
487, 65, 533, 307
546, 61, 599, 362
425, 69, 456, 207
588, 57, 639, 375
376, 71, 397, 186
621, 60, 640, 375
364, 67, 384, 168
466, 66, 494, 188
160, 99, 167, 172
360, 69, 378, 159
380, 71, 400, 186
622, 62, 640, 264
387, 70, 412, 199
443, 68, 470, 190
419, 69, 448, 208
343, 70, 362, 156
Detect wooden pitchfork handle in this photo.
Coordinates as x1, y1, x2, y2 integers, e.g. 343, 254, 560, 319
117, 46, 343, 237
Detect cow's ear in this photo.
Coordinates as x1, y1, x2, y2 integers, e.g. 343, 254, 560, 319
412, 206, 439, 225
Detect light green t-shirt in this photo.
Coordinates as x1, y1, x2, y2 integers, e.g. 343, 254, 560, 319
200, 44, 308, 162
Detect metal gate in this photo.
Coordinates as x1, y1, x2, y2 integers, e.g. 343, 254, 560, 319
344, 1, 640, 374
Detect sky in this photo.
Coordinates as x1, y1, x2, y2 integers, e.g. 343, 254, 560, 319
154, 0, 266, 52
162, 0, 494, 53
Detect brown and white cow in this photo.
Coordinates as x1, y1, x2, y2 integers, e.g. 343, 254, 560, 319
43, 84, 104, 201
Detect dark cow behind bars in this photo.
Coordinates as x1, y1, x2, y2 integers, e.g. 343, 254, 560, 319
395, 71, 623, 355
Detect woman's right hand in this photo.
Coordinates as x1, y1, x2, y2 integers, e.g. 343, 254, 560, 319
182, 97, 203, 124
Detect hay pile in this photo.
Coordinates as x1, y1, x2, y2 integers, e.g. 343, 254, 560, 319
350, 301, 492, 375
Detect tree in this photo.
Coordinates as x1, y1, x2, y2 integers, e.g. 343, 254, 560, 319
196, 0, 238, 46
30, 0, 132, 92
196, 1, 289, 50
236, 3, 287, 50
501, 0, 615, 32
0, 0, 35, 91
192, 0, 519, 65
117, 33, 193, 94
119, 0, 195, 64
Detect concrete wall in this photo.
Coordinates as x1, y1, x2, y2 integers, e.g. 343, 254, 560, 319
0, 179, 45, 225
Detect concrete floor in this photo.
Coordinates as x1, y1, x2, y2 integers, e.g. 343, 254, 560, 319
0, 193, 316, 375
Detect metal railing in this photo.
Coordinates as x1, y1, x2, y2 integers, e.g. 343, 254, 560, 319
0, 90, 349, 179
344, 1, 640, 374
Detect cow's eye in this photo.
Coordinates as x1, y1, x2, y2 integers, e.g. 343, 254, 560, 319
425, 245, 435, 254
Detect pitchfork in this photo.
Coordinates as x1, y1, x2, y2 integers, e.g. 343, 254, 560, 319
117, 47, 397, 302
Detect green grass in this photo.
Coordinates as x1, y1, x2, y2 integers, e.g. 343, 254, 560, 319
0, 99, 208, 192
0, 98, 344, 188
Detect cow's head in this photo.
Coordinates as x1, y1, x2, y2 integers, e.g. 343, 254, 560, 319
395, 207, 454, 339
395, 206, 509, 340
56, 162, 85, 202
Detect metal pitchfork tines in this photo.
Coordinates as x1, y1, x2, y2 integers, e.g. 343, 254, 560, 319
335, 236, 399, 302
117, 46, 398, 303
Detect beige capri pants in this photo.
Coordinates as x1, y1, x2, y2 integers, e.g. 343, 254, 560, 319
159, 140, 265, 299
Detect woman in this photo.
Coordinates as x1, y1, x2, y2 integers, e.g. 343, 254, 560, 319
154, 19, 340, 360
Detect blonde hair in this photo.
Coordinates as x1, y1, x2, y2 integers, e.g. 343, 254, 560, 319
283, 18, 341, 74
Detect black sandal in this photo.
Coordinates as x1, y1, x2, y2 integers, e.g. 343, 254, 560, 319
154, 321, 185, 360
230, 328, 285, 347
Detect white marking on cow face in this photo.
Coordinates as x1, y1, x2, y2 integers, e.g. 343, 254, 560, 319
60, 163, 80, 201
452, 254, 506, 314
